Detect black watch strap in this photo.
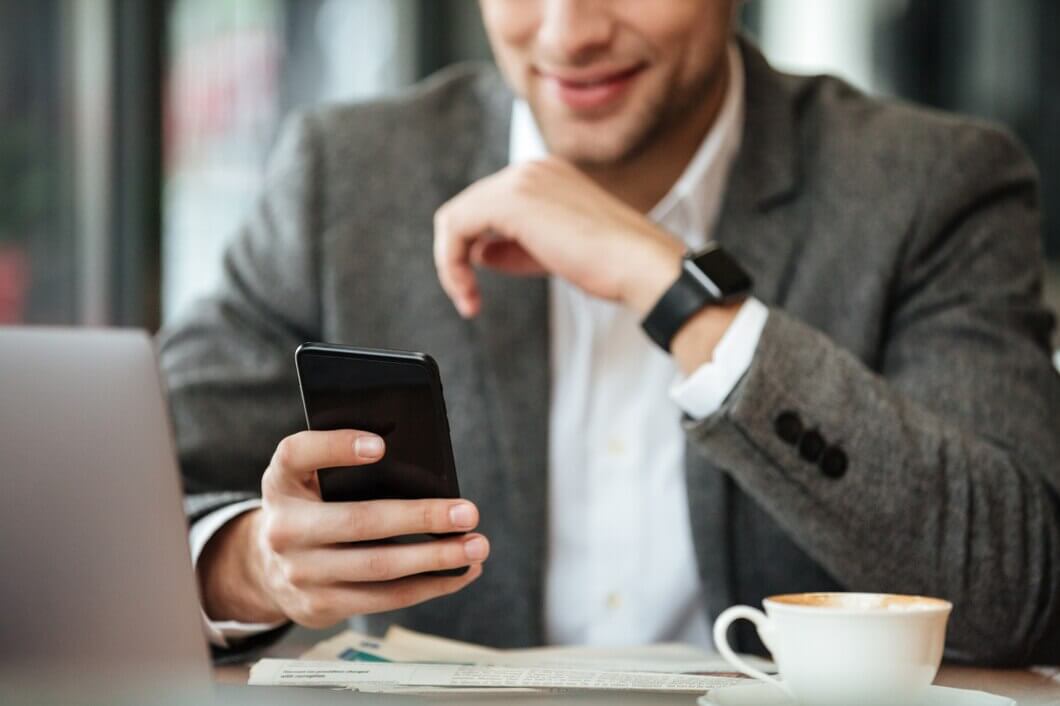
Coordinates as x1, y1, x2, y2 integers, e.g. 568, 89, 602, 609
642, 270, 719, 352
641, 244, 752, 352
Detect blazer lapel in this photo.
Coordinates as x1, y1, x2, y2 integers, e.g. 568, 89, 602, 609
689, 39, 808, 620
714, 39, 805, 306
457, 83, 551, 645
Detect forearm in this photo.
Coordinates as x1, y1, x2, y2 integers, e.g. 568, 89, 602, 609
689, 309, 1060, 664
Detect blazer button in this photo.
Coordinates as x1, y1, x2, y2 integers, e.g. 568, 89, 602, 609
774, 411, 803, 445
798, 430, 826, 463
820, 446, 849, 478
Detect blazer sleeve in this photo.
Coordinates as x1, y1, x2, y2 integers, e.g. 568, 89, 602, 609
158, 112, 322, 525
687, 127, 1060, 665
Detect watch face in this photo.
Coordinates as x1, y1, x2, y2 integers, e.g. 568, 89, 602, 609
689, 246, 752, 298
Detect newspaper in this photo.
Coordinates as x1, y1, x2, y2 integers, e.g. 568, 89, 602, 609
300, 626, 773, 676
249, 659, 746, 694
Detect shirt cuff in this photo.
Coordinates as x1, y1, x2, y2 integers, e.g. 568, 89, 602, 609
188, 498, 286, 647
670, 297, 769, 420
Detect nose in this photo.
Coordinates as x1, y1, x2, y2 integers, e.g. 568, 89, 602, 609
537, 0, 615, 63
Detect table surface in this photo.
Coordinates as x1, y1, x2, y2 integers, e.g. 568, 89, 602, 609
215, 641, 1060, 705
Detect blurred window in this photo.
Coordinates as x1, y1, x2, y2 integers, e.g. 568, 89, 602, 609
162, 0, 419, 323
0, 1, 163, 327
0, 2, 76, 324
162, 0, 285, 323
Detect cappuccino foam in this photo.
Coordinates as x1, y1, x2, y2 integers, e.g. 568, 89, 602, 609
768, 592, 950, 612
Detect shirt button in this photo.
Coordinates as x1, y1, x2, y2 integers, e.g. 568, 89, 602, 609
606, 592, 622, 611
606, 437, 626, 457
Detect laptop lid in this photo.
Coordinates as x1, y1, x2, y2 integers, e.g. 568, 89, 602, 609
0, 328, 211, 683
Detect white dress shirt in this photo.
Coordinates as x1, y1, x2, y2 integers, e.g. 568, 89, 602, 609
192, 43, 769, 648
522, 44, 768, 649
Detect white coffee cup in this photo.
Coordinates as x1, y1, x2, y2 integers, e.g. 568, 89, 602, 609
713, 592, 952, 706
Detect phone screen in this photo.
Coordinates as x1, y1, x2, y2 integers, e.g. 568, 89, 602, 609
297, 347, 459, 502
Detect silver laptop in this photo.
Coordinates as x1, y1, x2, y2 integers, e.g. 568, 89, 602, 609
0, 328, 212, 684
0, 328, 389, 705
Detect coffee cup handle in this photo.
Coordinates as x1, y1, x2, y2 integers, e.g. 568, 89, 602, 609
713, 605, 791, 697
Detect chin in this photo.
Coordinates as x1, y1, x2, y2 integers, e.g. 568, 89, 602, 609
545, 134, 630, 165
536, 114, 652, 166
530, 92, 664, 167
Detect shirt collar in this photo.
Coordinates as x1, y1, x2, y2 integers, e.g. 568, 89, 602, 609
509, 43, 745, 248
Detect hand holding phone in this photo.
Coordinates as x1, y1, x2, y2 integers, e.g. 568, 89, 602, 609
194, 345, 488, 629
198, 428, 488, 627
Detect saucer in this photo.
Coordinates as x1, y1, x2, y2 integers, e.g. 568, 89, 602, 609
698, 683, 1016, 706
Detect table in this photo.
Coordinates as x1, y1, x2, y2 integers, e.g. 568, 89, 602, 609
215, 641, 1060, 705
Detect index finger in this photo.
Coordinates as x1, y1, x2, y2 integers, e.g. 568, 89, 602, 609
264, 429, 385, 497
282, 497, 481, 547
433, 179, 504, 318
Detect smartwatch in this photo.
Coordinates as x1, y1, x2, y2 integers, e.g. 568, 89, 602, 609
641, 243, 752, 351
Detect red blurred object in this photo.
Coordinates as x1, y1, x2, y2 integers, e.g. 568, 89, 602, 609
0, 244, 28, 323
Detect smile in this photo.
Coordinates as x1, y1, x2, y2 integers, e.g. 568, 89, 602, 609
536, 63, 646, 112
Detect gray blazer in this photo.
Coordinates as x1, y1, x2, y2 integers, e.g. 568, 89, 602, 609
159, 42, 1060, 664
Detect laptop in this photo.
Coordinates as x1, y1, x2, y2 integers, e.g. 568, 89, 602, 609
0, 328, 367, 704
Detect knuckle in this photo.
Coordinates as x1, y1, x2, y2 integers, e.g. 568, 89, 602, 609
278, 560, 297, 585
294, 612, 326, 630
299, 594, 330, 623
346, 505, 369, 540
260, 468, 280, 499
545, 155, 568, 171
434, 206, 450, 232
509, 165, 535, 193
438, 541, 459, 568
422, 503, 437, 532
364, 550, 391, 581
273, 436, 299, 469
389, 583, 417, 608
263, 516, 292, 553
325, 431, 350, 464
281, 560, 308, 587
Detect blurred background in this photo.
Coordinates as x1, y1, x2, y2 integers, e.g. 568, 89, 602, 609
1, 0, 1058, 354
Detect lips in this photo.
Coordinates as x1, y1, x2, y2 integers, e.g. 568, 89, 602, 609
538, 64, 645, 112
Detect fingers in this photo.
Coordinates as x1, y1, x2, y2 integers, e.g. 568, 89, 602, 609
336, 563, 485, 615
434, 160, 575, 315
263, 497, 481, 550
289, 564, 484, 627
263, 430, 385, 496
282, 534, 490, 585
433, 204, 481, 318
434, 178, 508, 318
254, 431, 489, 629
473, 239, 548, 276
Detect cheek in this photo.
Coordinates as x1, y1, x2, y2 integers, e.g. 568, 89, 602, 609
631, 1, 731, 75
480, 1, 539, 82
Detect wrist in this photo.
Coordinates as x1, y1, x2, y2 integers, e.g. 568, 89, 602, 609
198, 509, 285, 624
620, 228, 685, 316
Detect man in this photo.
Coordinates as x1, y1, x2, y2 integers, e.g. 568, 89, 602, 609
162, 0, 1060, 663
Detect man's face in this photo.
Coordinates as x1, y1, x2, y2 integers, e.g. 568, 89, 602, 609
480, 0, 736, 166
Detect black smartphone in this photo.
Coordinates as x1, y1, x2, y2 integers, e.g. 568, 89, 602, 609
295, 342, 467, 576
